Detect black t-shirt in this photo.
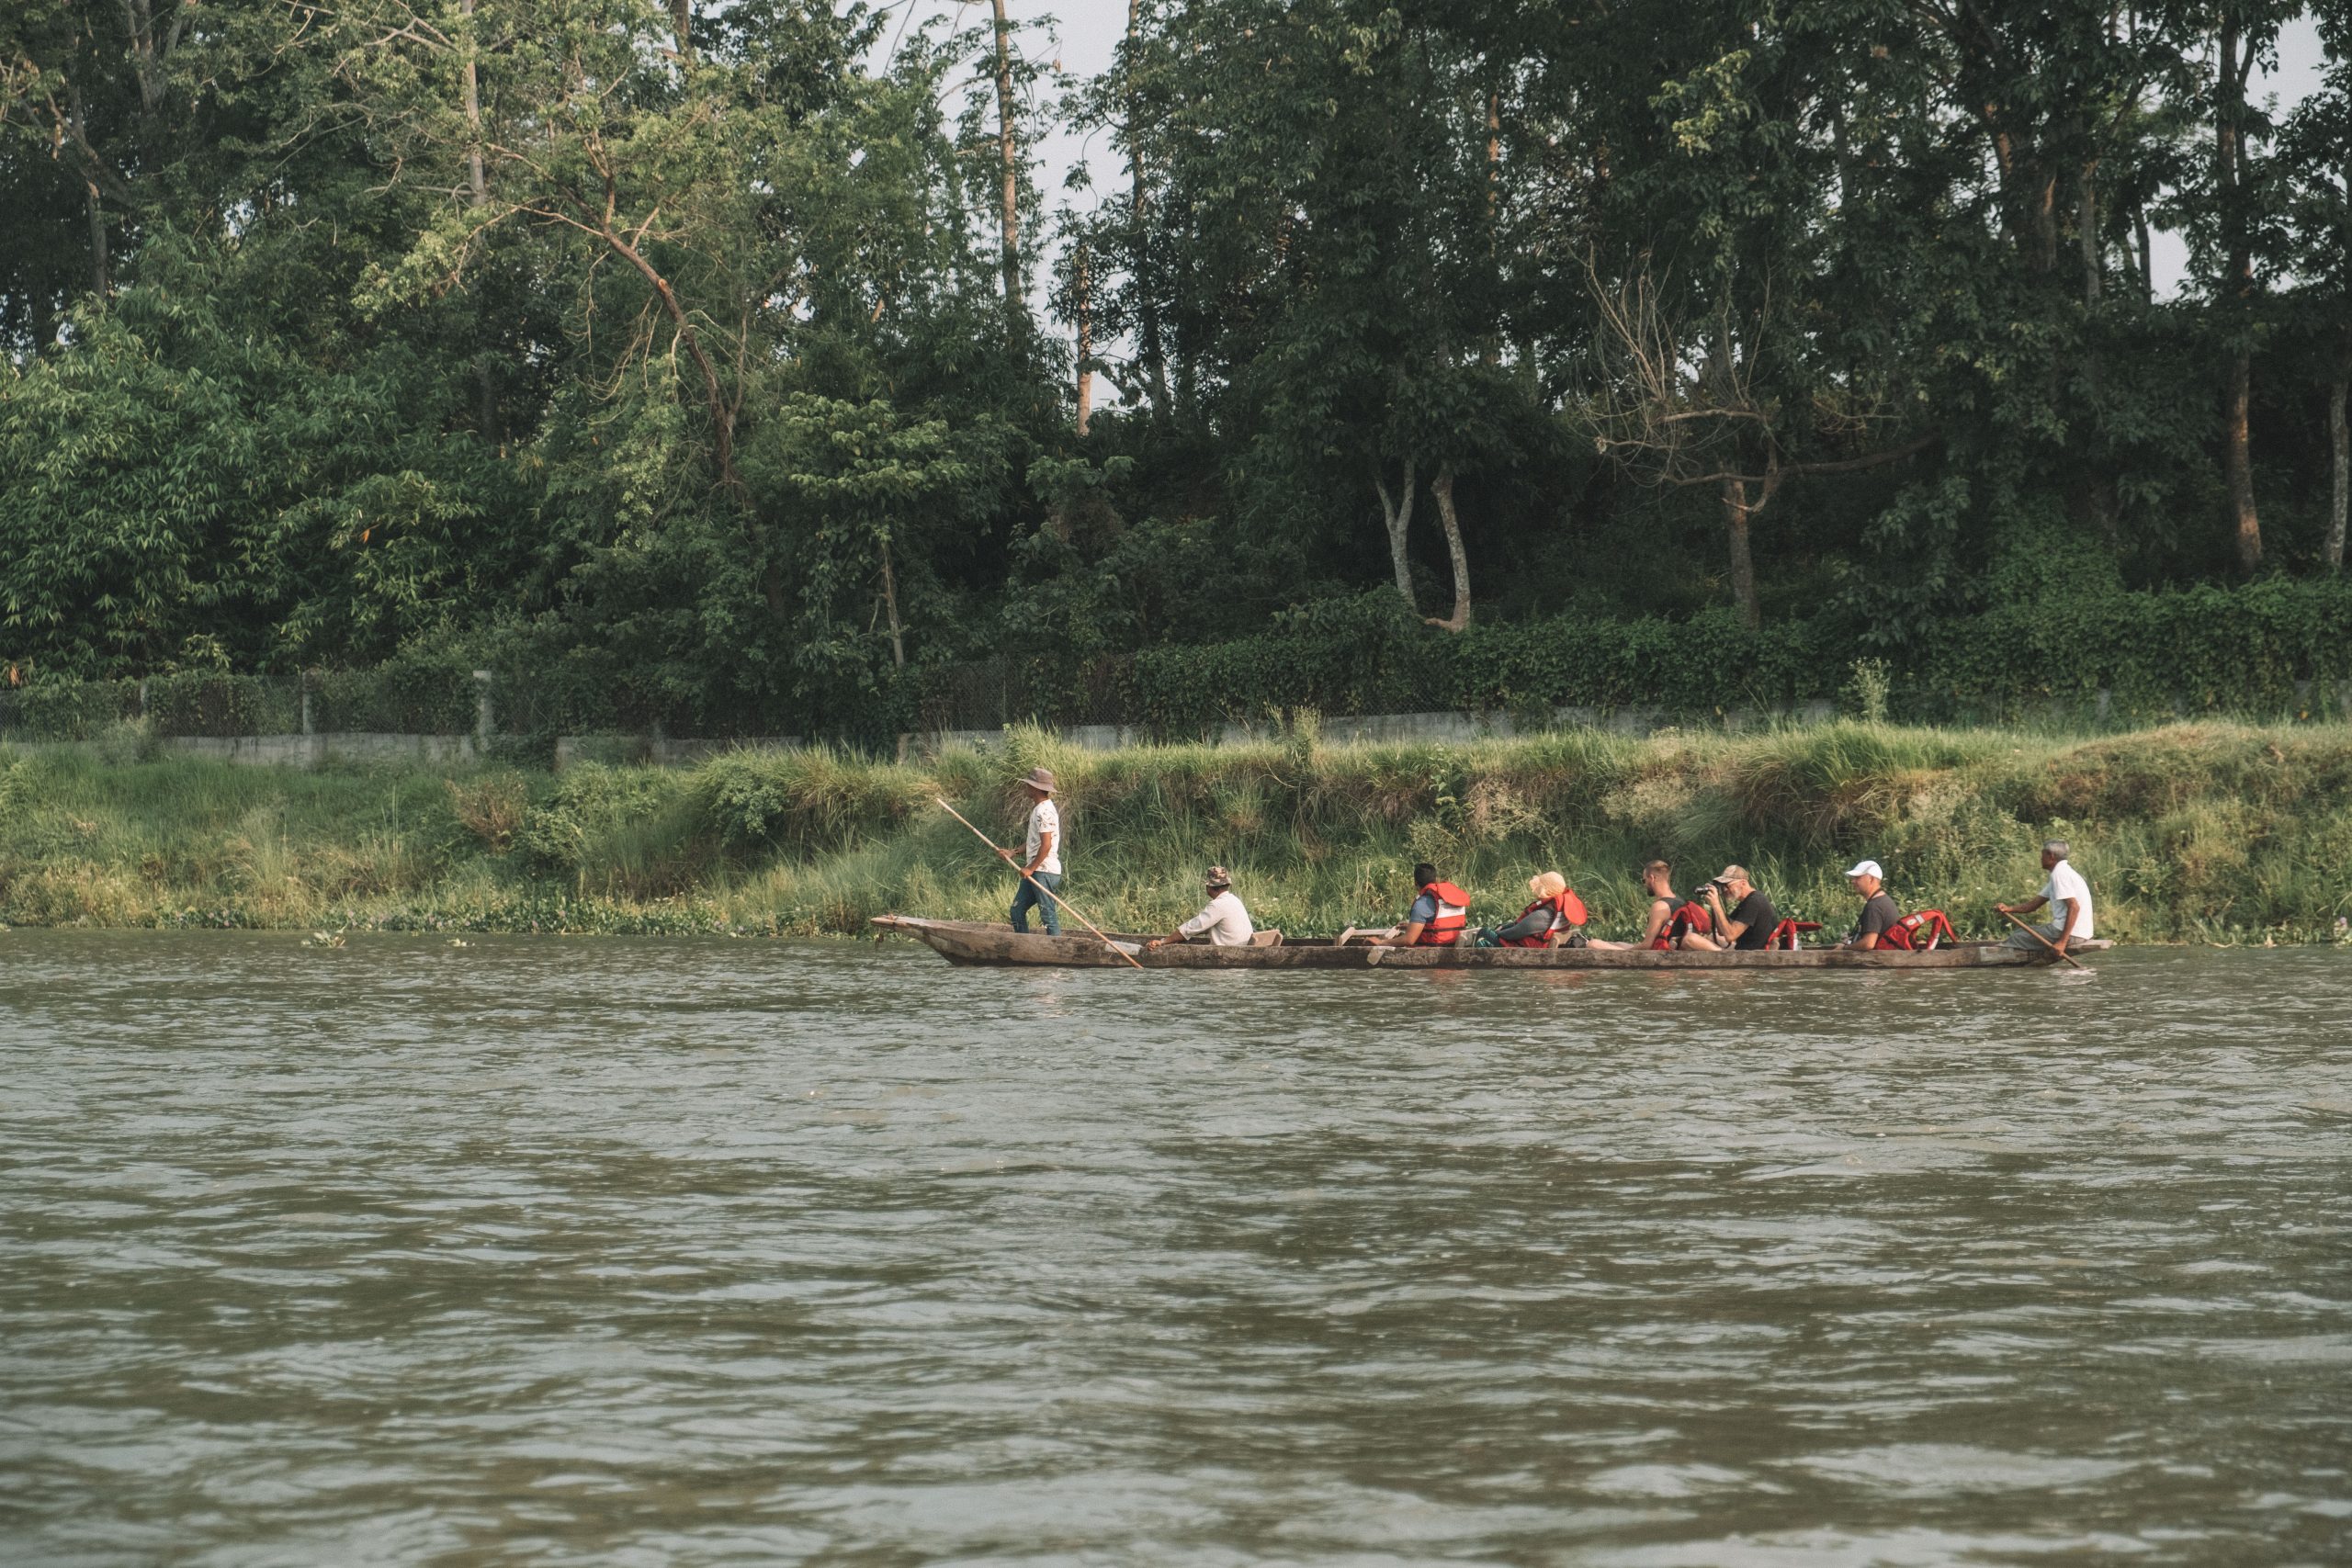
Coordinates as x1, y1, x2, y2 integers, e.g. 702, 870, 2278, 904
1857, 891, 1903, 943
1725, 889, 1778, 949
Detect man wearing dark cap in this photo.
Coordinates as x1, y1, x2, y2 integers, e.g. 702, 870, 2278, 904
1002, 767, 1061, 937
1146, 866, 1255, 950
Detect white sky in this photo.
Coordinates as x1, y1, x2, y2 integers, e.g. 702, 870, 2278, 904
869, 3, 2335, 310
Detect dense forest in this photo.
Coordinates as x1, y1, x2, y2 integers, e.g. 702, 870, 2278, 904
2, 1, 2348, 737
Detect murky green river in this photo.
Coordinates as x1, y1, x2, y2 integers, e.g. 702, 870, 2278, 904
2, 932, 2347, 1565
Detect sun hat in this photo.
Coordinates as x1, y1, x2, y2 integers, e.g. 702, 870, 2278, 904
1528, 871, 1567, 898
1842, 859, 1884, 880
1204, 865, 1232, 888
1018, 767, 1056, 794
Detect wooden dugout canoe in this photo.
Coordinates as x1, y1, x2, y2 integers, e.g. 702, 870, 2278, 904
871, 916, 2112, 971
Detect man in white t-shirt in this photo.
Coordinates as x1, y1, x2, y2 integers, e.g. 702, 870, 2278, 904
1147, 866, 1255, 951
1998, 839, 2096, 954
1003, 767, 1063, 937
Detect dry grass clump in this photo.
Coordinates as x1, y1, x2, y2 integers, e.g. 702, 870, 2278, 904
447, 772, 528, 852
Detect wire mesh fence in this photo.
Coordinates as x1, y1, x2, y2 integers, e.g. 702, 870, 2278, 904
0, 656, 1464, 750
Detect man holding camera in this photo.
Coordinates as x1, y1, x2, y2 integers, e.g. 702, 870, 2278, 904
1679, 864, 1778, 952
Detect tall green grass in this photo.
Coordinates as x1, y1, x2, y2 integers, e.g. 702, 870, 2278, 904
3, 721, 2349, 942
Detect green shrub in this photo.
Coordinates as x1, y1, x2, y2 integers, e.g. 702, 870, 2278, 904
91, 716, 160, 766
516, 762, 684, 874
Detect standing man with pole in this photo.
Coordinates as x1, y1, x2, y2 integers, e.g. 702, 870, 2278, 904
1004, 768, 1062, 937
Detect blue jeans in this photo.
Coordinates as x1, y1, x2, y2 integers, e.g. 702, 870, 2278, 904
1010, 871, 1062, 936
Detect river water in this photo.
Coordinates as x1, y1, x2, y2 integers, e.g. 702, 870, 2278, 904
2, 931, 2347, 1566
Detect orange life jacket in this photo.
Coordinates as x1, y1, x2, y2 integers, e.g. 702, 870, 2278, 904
1414, 881, 1472, 945
1880, 908, 1955, 951
1499, 891, 1587, 948
1651, 898, 1712, 950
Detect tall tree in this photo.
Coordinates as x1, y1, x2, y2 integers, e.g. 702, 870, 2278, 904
2282, 9, 2352, 570
991, 0, 1023, 333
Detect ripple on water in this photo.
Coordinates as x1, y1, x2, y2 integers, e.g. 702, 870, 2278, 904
1, 933, 2348, 1565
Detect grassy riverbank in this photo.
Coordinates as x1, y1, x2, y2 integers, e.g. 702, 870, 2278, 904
2, 721, 2348, 944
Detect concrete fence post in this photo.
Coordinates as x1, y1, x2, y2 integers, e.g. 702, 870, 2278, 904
299, 674, 315, 737
472, 670, 494, 755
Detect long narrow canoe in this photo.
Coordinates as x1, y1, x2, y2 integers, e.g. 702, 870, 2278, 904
871, 916, 2111, 971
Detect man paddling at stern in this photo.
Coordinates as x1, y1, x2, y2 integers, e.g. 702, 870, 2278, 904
1002, 767, 1063, 937
1998, 840, 2095, 956
1841, 859, 1904, 949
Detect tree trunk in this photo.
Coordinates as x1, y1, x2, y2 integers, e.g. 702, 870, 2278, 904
1722, 476, 1760, 631
462, 0, 497, 443
1126, 0, 1168, 417
85, 180, 110, 299
1074, 243, 1093, 436
1484, 87, 1500, 232
2077, 161, 2101, 306
669, 0, 692, 59
2329, 368, 2349, 573
598, 223, 737, 493
462, 0, 487, 206
2225, 352, 2260, 570
1374, 459, 1417, 609
991, 0, 1023, 333
2134, 201, 2154, 305
1426, 462, 1472, 633
2075, 161, 2116, 541
2219, 16, 2262, 571
880, 537, 906, 667
125, 0, 168, 115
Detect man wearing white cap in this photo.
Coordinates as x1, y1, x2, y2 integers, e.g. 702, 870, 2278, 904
1841, 859, 1904, 949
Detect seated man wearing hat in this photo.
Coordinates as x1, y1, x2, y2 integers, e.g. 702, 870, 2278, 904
1840, 859, 1905, 949
1146, 866, 1255, 950
1003, 767, 1062, 937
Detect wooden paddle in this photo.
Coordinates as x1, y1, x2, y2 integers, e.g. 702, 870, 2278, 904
933, 796, 1145, 971
1996, 907, 2085, 970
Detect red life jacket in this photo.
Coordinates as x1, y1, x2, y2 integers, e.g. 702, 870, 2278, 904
1880, 908, 1955, 951
1768, 919, 1825, 950
1651, 898, 1712, 950
1499, 891, 1587, 948
1414, 881, 1472, 945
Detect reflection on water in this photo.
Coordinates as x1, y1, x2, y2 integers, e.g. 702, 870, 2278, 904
2, 931, 2348, 1565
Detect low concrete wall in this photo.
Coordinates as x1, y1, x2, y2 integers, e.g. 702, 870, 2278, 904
161, 732, 481, 766
552, 734, 803, 770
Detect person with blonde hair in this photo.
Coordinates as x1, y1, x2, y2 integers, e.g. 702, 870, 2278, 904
1485, 871, 1589, 948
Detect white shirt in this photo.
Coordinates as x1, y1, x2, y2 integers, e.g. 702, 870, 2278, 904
1178, 889, 1254, 946
2041, 860, 2095, 941
1024, 798, 1062, 874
